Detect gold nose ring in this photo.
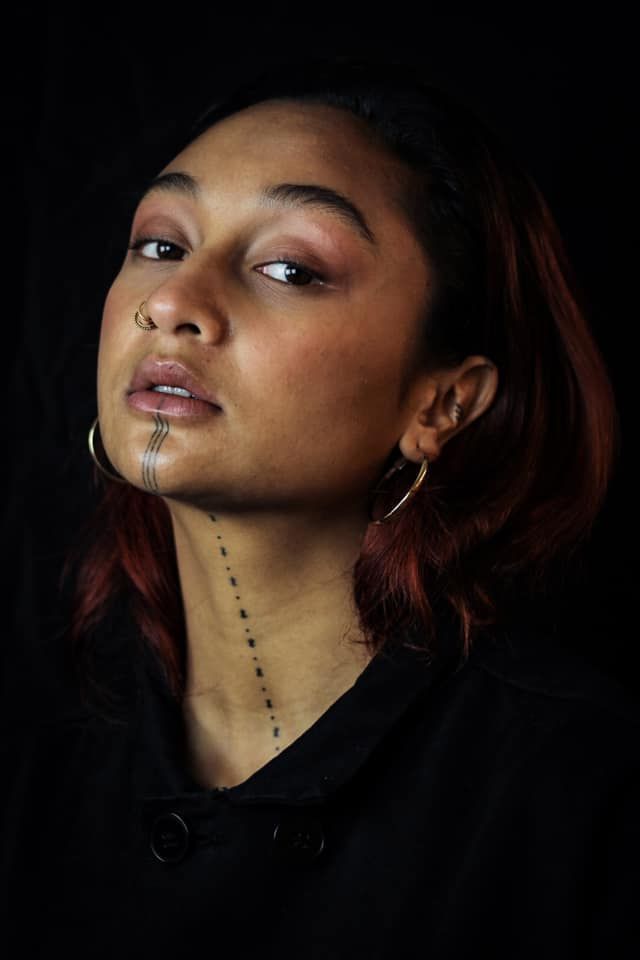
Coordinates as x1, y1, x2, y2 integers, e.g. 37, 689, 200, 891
134, 300, 156, 330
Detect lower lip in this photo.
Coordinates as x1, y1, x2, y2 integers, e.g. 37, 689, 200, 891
127, 390, 223, 417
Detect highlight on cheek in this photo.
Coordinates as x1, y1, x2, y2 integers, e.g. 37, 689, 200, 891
142, 414, 170, 493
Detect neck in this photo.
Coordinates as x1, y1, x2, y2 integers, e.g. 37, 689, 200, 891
166, 499, 374, 787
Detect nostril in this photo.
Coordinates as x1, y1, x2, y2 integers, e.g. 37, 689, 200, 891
175, 322, 204, 335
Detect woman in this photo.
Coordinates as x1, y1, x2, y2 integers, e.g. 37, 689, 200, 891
2, 54, 637, 958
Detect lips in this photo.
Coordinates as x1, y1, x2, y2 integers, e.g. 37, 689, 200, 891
128, 356, 222, 409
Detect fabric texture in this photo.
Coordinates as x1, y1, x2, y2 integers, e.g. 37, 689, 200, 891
1, 600, 638, 959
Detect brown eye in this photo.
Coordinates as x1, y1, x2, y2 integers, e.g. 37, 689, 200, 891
128, 236, 185, 260
256, 259, 324, 287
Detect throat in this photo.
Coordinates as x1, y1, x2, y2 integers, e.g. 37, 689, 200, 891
180, 715, 294, 791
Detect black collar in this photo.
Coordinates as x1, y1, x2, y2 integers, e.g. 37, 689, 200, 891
130, 614, 466, 807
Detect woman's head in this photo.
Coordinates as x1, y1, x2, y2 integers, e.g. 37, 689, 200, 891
68, 54, 620, 703
98, 93, 497, 517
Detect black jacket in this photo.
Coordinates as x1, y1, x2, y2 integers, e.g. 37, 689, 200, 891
1, 602, 638, 959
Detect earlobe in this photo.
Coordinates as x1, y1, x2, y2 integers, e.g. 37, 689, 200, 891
397, 398, 465, 466
397, 430, 435, 465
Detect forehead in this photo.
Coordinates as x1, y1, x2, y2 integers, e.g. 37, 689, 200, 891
179, 99, 391, 164
159, 100, 412, 236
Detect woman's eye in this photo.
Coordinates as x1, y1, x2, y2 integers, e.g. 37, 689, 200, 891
127, 236, 184, 260
255, 260, 324, 287
128, 236, 325, 289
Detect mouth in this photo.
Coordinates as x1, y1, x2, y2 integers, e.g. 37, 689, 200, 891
127, 356, 223, 418
147, 384, 200, 399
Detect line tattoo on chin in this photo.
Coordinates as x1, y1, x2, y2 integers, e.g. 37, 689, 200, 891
209, 513, 282, 753
142, 413, 169, 493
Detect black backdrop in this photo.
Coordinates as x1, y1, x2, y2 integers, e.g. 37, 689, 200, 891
6, 12, 637, 691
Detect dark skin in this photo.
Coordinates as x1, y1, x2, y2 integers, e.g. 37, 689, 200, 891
97, 99, 498, 789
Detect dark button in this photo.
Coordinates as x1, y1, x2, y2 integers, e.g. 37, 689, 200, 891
150, 812, 190, 863
273, 815, 326, 864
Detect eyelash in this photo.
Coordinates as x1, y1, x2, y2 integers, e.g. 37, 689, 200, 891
127, 235, 326, 288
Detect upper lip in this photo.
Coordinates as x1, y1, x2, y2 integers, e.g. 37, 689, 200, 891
128, 356, 222, 408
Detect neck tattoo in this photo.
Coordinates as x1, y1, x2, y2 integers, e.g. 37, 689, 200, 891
142, 413, 169, 493
208, 514, 283, 756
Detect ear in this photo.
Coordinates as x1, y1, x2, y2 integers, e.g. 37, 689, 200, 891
397, 356, 499, 465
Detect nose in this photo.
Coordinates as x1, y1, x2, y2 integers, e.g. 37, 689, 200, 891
140, 278, 228, 344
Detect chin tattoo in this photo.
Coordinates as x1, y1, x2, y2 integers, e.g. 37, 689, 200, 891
142, 413, 170, 493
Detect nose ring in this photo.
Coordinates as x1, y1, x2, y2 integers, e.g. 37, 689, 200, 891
134, 300, 156, 330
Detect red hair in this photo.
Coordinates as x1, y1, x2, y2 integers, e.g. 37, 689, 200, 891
61, 55, 620, 710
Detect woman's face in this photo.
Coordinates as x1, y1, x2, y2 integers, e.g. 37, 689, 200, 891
98, 99, 433, 516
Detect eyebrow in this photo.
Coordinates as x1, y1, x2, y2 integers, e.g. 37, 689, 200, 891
135, 170, 378, 246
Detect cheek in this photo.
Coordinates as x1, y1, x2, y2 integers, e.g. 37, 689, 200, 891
256, 326, 404, 425
101, 281, 130, 337
97, 285, 134, 395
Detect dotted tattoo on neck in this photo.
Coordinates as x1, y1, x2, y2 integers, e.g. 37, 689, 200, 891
209, 514, 282, 752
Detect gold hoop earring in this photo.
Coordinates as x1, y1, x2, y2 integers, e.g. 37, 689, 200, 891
134, 300, 156, 330
88, 416, 128, 484
367, 454, 430, 524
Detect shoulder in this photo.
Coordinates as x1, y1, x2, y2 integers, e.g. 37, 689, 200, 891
449, 620, 640, 955
467, 617, 640, 727
1, 603, 141, 827
451, 617, 640, 802
1, 600, 141, 744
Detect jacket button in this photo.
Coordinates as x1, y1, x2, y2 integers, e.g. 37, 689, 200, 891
273, 815, 326, 864
150, 812, 190, 863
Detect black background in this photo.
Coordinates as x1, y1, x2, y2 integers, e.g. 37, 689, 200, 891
5, 12, 637, 690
